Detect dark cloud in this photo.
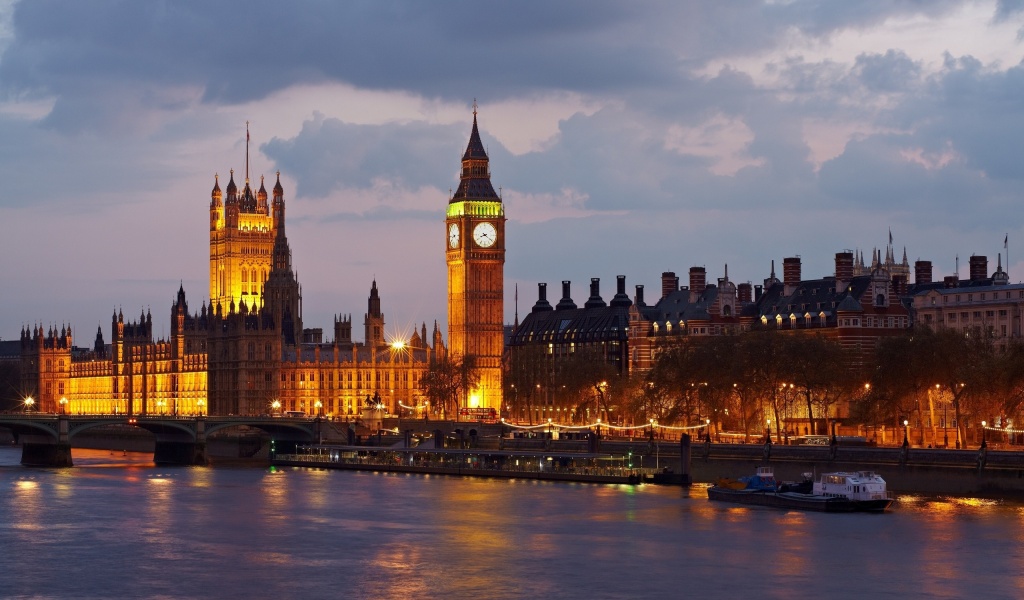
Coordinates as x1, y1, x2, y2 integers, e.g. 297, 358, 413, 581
853, 50, 923, 93
262, 115, 466, 197
3, 0, 1024, 336
0, 1, 974, 133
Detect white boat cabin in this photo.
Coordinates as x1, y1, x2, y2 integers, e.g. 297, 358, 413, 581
812, 471, 889, 501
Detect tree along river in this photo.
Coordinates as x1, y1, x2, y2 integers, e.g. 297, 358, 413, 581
0, 446, 1022, 599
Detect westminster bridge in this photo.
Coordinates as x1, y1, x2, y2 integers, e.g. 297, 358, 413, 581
0, 414, 326, 467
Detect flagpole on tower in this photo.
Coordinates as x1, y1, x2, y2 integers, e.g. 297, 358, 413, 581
1006, 233, 1010, 280
245, 121, 250, 183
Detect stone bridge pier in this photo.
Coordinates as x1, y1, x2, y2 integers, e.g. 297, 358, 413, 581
0, 415, 320, 467
152, 418, 208, 466
20, 416, 73, 468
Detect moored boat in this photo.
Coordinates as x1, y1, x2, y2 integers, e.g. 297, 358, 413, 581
707, 467, 893, 512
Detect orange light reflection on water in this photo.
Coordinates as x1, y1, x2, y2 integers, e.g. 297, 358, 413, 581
899, 494, 1006, 598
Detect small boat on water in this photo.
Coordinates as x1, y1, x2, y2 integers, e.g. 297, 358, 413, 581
707, 466, 893, 512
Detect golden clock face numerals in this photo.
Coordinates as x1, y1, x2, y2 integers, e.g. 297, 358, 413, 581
448, 223, 459, 248
473, 222, 496, 248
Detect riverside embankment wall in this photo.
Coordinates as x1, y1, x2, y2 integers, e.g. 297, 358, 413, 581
481, 437, 1024, 497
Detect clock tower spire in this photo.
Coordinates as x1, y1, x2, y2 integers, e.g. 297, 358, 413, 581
446, 107, 505, 413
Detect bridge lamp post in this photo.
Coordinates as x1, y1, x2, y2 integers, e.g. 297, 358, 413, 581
157, 400, 166, 415
59, 397, 67, 415
24, 397, 34, 413
982, 420, 988, 448
197, 399, 205, 416
315, 400, 323, 418
271, 399, 281, 416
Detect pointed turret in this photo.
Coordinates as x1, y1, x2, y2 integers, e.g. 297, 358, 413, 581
257, 175, 268, 213
211, 174, 222, 207
225, 170, 238, 203
364, 280, 385, 347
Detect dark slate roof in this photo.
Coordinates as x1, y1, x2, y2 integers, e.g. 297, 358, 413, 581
451, 116, 500, 202
639, 286, 720, 323
462, 116, 488, 161
836, 295, 864, 312
909, 277, 1016, 295
451, 178, 499, 201
755, 276, 854, 318
0, 340, 20, 360
509, 304, 630, 345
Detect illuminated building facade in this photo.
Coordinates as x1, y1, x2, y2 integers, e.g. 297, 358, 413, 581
912, 254, 1024, 349
19, 290, 209, 415
20, 135, 444, 417
446, 110, 505, 411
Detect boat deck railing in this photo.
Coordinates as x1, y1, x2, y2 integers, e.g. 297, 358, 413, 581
276, 446, 657, 478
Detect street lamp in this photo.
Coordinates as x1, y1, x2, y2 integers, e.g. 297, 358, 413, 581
59, 397, 68, 415
903, 419, 909, 447
24, 397, 34, 413
197, 399, 205, 416
157, 399, 166, 415
315, 400, 323, 417
981, 420, 987, 448
766, 418, 772, 442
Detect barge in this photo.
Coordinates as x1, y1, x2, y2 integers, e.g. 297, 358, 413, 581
273, 444, 670, 485
707, 466, 893, 512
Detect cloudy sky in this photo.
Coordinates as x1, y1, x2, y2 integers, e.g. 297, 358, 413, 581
2, 0, 1024, 343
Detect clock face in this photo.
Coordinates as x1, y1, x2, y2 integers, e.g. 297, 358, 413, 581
473, 222, 497, 247
448, 223, 459, 248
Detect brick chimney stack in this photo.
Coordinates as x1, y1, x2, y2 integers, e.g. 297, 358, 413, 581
891, 274, 908, 297
835, 251, 853, 292
783, 257, 801, 296
969, 255, 988, 282
914, 260, 933, 285
737, 282, 752, 304
689, 266, 706, 302
661, 272, 679, 300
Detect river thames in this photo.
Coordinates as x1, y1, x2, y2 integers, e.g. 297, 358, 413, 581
1, 447, 1021, 599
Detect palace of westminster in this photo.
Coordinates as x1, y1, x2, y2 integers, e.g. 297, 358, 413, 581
16, 113, 506, 418
14, 110, 1024, 420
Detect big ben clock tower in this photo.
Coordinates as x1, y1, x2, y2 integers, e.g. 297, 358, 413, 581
447, 106, 505, 413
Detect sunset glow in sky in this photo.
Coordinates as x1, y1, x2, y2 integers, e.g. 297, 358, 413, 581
2, 1, 1024, 343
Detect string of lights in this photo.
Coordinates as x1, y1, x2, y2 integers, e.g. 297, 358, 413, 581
500, 419, 710, 431
984, 425, 1023, 434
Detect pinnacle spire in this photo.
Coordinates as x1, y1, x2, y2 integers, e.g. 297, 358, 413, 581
451, 104, 499, 203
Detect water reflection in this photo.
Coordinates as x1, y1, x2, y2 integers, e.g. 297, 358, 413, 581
3, 447, 1024, 598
